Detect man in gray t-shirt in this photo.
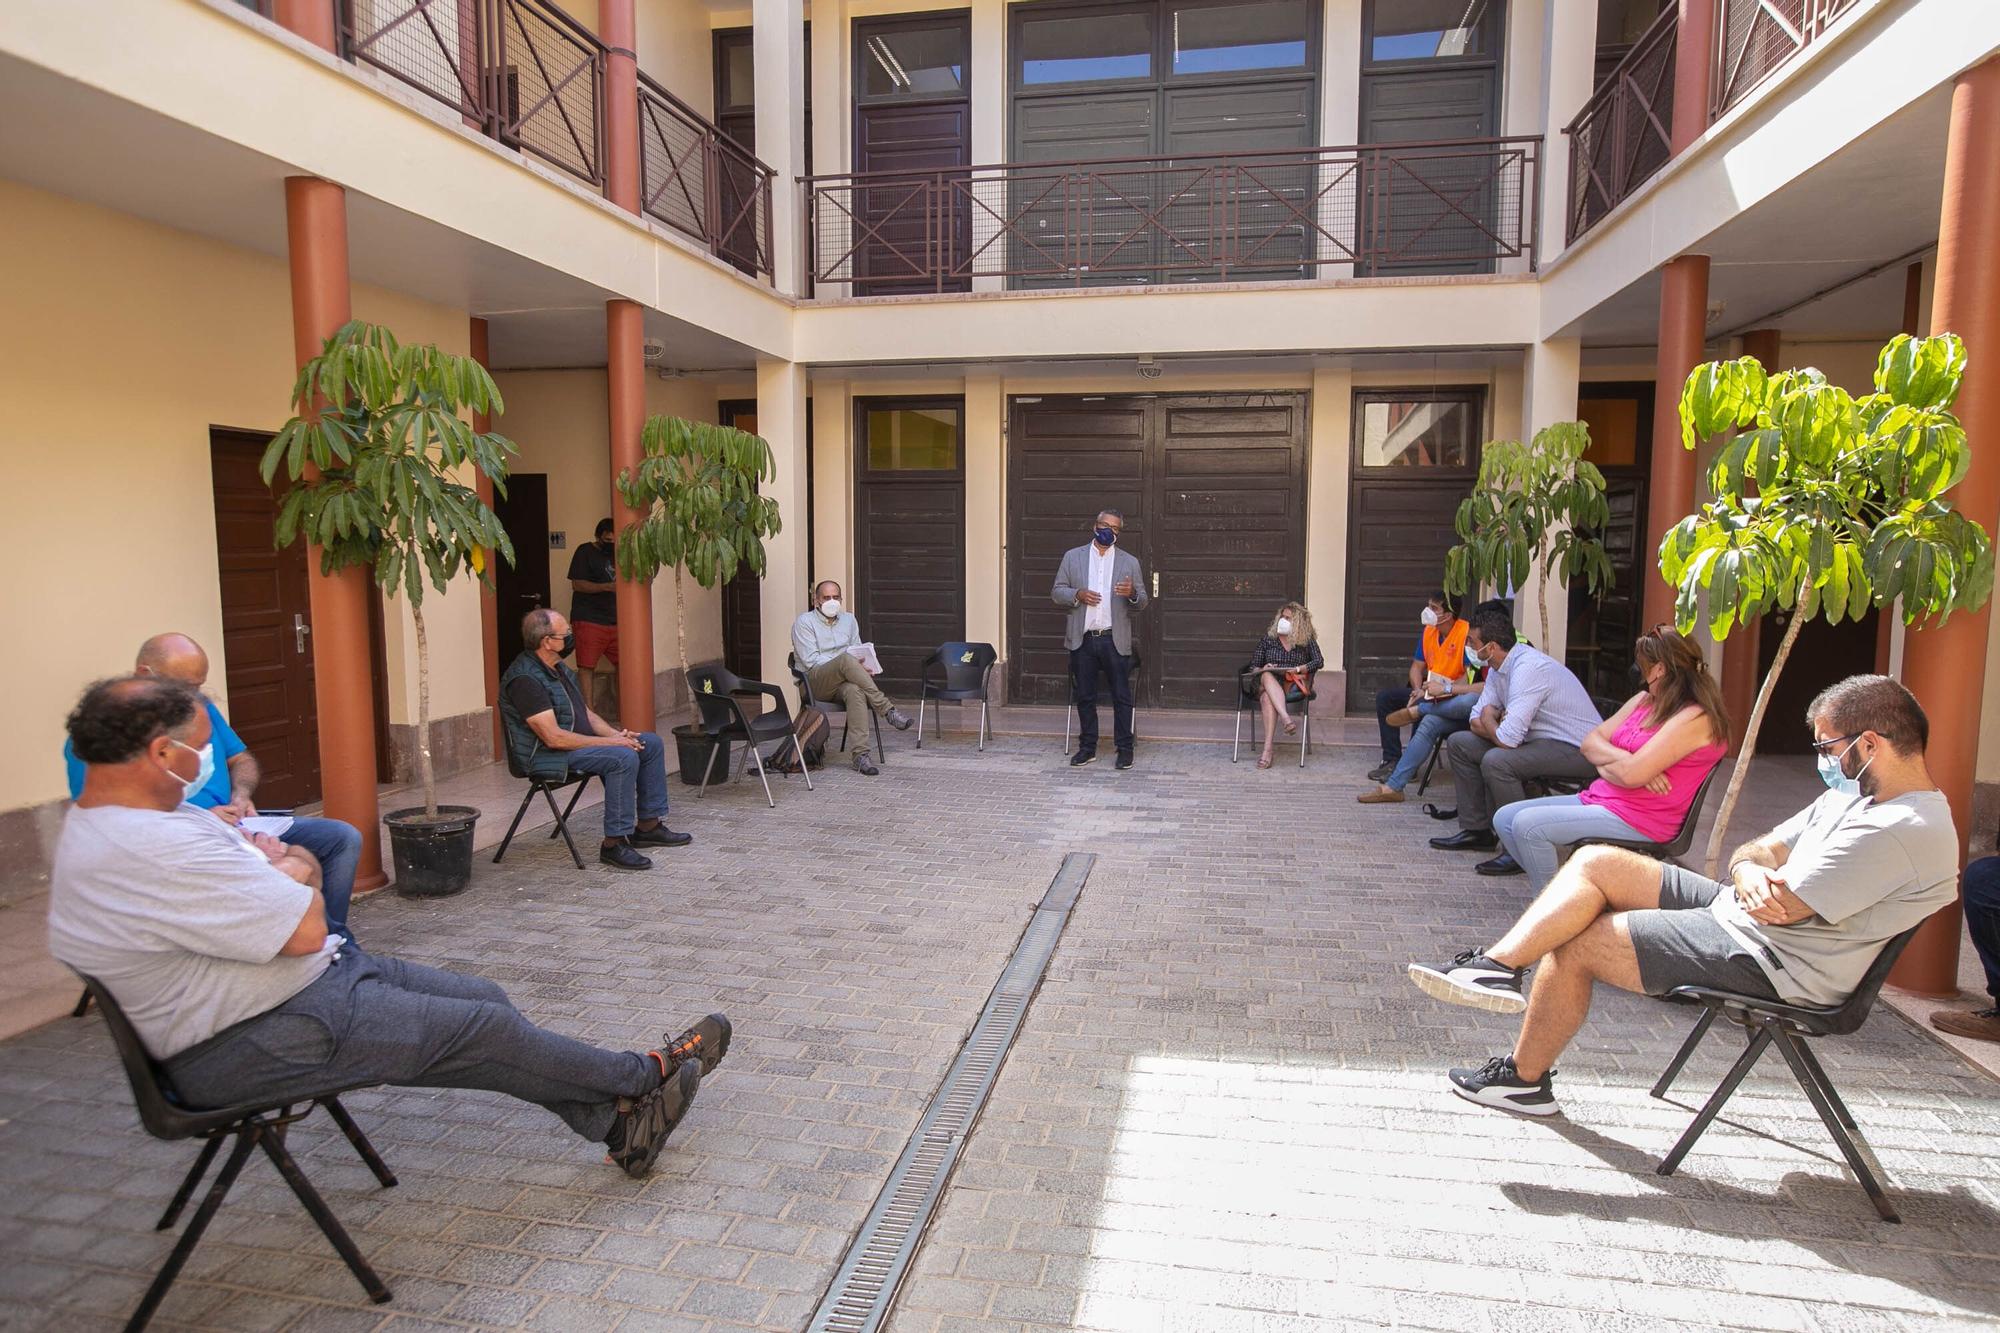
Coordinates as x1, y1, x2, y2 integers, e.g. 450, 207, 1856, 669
1406, 673, 1957, 1119
52, 675, 733, 1179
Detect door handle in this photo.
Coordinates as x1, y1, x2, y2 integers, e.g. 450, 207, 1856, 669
521, 593, 542, 604
293, 613, 310, 656
1151, 572, 1159, 597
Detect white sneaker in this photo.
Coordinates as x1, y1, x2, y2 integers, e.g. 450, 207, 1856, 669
1408, 949, 1528, 1014
1448, 1055, 1560, 1117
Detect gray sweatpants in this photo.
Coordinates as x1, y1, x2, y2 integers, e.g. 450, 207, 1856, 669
1445, 729, 1599, 833
165, 951, 658, 1143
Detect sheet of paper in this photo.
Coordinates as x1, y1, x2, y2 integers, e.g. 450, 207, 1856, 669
240, 814, 295, 838
847, 642, 884, 675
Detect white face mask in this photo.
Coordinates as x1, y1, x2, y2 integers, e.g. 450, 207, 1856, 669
1275, 617, 1294, 636
1421, 607, 1440, 628
819, 598, 841, 619
1467, 644, 1485, 668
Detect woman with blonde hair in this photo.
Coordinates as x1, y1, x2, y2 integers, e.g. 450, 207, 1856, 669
1245, 602, 1323, 769
1490, 626, 1729, 887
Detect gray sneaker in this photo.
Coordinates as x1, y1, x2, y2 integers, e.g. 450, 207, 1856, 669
852, 749, 880, 776
885, 707, 914, 731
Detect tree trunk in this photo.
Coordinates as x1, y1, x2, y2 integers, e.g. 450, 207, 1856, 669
1701, 593, 1808, 877
414, 601, 438, 818
674, 564, 690, 680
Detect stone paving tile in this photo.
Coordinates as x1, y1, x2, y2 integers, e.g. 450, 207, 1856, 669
5, 738, 2000, 1331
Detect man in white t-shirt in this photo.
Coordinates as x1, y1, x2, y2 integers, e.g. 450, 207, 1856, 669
1404, 674, 1958, 1118
50, 676, 733, 1179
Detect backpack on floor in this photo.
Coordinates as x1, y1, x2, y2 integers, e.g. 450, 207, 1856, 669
770, 705, 828, 774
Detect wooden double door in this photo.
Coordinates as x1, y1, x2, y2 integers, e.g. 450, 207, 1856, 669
1007, 392, 1308, 709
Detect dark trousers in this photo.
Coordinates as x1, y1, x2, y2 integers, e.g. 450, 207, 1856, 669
1966, 856, 2000, 1003
165, 951, 659, 1143
1375, 685, 1415, 761
1070, 633, 1134, 757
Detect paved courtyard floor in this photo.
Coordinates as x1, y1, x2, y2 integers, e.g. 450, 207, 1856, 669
4, 730, 2000, 1332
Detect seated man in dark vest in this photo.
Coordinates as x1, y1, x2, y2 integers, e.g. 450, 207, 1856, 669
50, 676, 729, 1178
500, 608, 690, 872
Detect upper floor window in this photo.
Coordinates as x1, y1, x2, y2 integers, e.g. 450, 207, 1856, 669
1019, 6, 1155, 86
1354, 389, 1484, 470
1170, 0, 1311, 76
858, 16, 970, 101
1366, 0, 1503, 64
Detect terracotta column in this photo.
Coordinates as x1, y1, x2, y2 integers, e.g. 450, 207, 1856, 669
607, 298, 656, 731
285, 175, 385, 893
1894, 57, 2000, 995
471, 317, 503, 761
601, 0, 639, 213
274, 0, 337, 51
1713, 328, 1782, 751
1640, 254, 1711, 628
1671, 0, 1716, 152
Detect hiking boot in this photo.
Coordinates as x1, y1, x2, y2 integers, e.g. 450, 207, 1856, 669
1408, 949, 1527, 1014
630, 824, 693, 848
1367, 761, 1395, 782
657, 1014, 733, 1076
1448, 1056, 1560, 1117
852, 749, 880, 776
1932, 1007, 2000, 1043
600, 840, 653, 871
885, 707, 914, 731
604, 1062, 701, 1178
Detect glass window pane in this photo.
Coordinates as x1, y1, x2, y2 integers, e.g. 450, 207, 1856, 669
720, 38, 754, 108
866, 408, 961, 470
1020, 11, 1154, 86
1370, 0, 1497, 62
1171, 0, 1310, 76
1359, 397, 1477, 467
860, 25, 966, 98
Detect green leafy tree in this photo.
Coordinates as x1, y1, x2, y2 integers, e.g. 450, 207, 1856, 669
262, 321, 516, 818
1662, 331, 1992, 875
1445, 421, 1616, 647
614, 416, 783, 682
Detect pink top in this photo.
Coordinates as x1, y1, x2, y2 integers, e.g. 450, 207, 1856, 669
1576, 706, 1726, 843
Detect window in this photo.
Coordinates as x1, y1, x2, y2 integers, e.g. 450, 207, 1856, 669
1019, 8, 1155, 86
1170, 0, 1310, 76
1354, 390, 1483, 469
858, 19, 968, 99
1366, 0, 1501, 63
865, 406, 962, 470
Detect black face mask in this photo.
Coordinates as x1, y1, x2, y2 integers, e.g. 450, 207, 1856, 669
551, 633, 574, 658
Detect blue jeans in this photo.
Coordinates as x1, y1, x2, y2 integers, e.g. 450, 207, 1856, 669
1382, 693, 1478, 791
1494, 795, 1649, 890
565, 731, 669, 839
1964, 856, 2000, 1004
285, 816, 360, 942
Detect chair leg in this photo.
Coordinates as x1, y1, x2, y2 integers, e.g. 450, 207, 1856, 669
873, 711, 886, 767
916, 688, 927, 749
491, 787, 538, 863
321, 1097, 398, 1189
539, 783, 585, 870
1657, 1025, 1774, 1177
255, 1125, 393, 1301
1298, 708, 1308, 769
978, 701, 989, 751
790, 734, 815, 792
548, 775, 589, 838
73, 988, 92, 1018
1651, 1008, 1719, 1099
1772, 1029, 1899, 1222
1232, 703, 1243, 763
749, 745, 776, 808
156, 1135, 226, 1231
126, 1129, 260, 1332
1788, 1038, 1859, 1132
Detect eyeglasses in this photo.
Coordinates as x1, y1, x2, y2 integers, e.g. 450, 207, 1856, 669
1808, 733, 1860, 755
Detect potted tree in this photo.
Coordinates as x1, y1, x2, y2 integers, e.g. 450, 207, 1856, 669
1662, 332, 1992, 876
613, 415, 783, 783
263, 320, 517, 897
1444, 421, 1616, 648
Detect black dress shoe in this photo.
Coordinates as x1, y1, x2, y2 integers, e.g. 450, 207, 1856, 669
1115, 753, 1134, 771
630, 824, 693, 848
1475, 853, 1525, 877
600, 840, 653, 871
1070, 750, 1097, 767
1429, 829, 1499, 852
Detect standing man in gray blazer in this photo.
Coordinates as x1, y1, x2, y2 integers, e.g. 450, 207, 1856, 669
1052, 508, 1149, 770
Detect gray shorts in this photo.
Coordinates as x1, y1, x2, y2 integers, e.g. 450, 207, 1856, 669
1624, 865, 1782, 1000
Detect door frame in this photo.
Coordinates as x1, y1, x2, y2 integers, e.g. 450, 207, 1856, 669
851, 395, 969, 690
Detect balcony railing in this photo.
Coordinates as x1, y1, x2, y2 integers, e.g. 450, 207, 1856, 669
1565, 4, 1677, 244
1712, 0, 1861, 117
638, 74, 774, 282
329, 0, 774, 280
804, 137, 1539, 295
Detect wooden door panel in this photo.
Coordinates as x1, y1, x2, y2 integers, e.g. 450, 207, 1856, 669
1343, 482, 1466, 711
853, 446, 966, 699
1359, 66, 1500, 275
492, 474, 550, 662
854, 101, 971, 294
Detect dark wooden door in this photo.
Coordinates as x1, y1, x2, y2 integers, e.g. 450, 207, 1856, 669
1006, 393, 1308, 709
853, 399, 967, 697
1567, 381, 1653, 699
492, 473, 549, 661
1755, 608, 1883, 755
853, 102, 970, 293
210, 430, 320, 808
719, 401, 763, 678
1343, 387, 1486, 711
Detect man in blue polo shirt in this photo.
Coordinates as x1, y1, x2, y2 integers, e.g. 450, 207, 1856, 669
62, 633, 362, 940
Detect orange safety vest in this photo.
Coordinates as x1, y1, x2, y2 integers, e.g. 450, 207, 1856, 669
1422, 619, 1470, 680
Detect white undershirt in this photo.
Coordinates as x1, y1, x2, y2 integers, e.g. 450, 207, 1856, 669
1084, 545, 1116, 632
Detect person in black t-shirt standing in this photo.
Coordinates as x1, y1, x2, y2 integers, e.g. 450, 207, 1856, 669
569, 518, 621, 681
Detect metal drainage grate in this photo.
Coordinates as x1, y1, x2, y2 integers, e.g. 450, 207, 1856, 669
807, 852, 1093, 1333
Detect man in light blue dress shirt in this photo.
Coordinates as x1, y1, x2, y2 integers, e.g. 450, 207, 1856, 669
791, 581, 912, 775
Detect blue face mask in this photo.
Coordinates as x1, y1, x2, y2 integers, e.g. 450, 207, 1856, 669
1093, 526, 1118, 548
1816, 737, 1872, 797
168, 738, 216, 801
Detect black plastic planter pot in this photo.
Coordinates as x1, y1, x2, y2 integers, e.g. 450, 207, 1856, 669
674, 724, 730, 787
386, 805, 481, 898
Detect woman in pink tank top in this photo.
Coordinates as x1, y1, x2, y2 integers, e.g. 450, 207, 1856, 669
1492, 628, 1729, 889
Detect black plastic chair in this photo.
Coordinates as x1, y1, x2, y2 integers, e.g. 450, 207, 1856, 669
1567, 764, 1724, 866
76, 973, 397, 1330
790, 651, 887, 766
1230, 663, 1314, 767
689, 665, 814, 808
1649, 925, 1921, 1221
917, 642, 998, 750
492, 749, 596, 868
1063, 648, 1144, 752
